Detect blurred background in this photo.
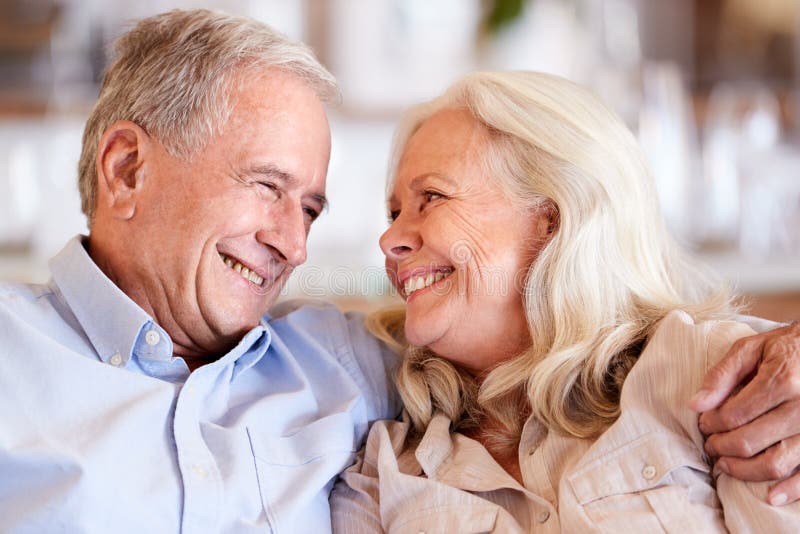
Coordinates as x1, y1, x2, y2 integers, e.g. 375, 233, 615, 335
0, 0, 798, 321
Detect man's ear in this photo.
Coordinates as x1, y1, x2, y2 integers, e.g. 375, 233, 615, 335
96, 121, 151, 220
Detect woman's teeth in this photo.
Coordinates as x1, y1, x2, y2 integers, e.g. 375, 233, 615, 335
219, 253, 264, 286
403, 270, 451, 296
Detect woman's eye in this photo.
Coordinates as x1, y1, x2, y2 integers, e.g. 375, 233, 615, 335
423, 190, 444, 203
387, 210, 400, 223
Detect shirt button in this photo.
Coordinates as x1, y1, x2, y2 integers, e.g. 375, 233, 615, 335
192, 464, 207, 479
642, 465, 657, 479
145, 330, 161, 346
536, 510, 551, 523
109, 353, 123, 366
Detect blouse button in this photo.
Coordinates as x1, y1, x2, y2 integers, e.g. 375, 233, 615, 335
536, 510, 551, 523
642, 465, 657, 479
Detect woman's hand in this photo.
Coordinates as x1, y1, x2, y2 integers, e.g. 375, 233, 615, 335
690, 322, 800, 506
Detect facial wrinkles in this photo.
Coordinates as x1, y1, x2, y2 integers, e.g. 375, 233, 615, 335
444, 124, 506, 297
169, 244, 221, 354
440, 191, 510, 303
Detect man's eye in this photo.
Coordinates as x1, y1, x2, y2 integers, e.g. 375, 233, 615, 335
257, 181, 280, 196
303, 206, 320, 222
387, 210, 400, 223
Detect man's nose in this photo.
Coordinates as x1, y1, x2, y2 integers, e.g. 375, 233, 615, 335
257, 202, 308, 267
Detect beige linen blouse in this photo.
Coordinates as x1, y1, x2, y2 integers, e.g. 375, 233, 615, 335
331, 311, 800, 533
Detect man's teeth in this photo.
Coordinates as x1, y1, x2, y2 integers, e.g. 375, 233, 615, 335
219, 254, 264, 286
403, 271, 450, 296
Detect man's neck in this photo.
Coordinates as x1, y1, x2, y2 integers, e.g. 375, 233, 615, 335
86, 235, 235, 366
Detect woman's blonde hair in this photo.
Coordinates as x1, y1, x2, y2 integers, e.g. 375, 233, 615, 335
370, 71, 734, 445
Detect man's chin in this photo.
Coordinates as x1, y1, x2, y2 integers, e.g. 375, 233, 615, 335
205, 320, 260, 350
204, 302, 267, 335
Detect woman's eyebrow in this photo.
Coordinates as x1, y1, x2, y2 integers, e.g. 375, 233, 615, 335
387, 172, 456, 205
409, 172, 456, 190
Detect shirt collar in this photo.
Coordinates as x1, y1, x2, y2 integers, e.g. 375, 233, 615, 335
49, 236, 159, 366
416, 412, 527, 495
50, 236, 273, 374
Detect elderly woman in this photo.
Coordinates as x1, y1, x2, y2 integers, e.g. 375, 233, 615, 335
330, 71, 800, 532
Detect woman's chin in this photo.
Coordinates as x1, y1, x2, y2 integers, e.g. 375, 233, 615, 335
404, 316, 449, 352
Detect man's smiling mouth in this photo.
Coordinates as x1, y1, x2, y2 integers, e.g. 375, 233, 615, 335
219, 252, 265, 286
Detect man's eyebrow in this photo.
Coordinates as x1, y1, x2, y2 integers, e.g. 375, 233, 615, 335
250, 163, 294, 184
311, 193, 328, 210
249, 163, 327, 209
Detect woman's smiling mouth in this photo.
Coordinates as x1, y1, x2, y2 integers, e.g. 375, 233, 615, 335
401, 267, 454, 298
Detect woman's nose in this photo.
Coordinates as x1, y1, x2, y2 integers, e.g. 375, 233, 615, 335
379, 212, 421, 262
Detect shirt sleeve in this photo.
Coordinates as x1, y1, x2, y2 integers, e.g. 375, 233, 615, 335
706, 321, 800, 533
343, 310, 402, 422
330, 449, 384, 533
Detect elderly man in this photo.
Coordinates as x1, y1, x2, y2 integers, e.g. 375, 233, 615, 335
0, 8, 798, 534
0, 10, 398, 533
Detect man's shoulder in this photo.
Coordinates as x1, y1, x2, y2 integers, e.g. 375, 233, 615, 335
266, 298, 401, 421
0, 280, 57, 317
266, 298, 357, 337
266, 298, 372, 355
268, 297, 345, 321
0, 279, 82, 350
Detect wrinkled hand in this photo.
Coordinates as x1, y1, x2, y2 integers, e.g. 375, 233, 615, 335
689, 321, 800, 506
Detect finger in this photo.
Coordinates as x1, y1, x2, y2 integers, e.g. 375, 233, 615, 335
699, 363, 786, 435
690, 335, 764, 413
705, 400, 800, 458
716, 434, 800, 483
769, 471, 800, 506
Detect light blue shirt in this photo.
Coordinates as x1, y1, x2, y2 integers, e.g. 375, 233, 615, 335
0, 237, 401, 533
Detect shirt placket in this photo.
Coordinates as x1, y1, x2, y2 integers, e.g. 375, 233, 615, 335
173, 369, 223, 534
519, 421, 560, 532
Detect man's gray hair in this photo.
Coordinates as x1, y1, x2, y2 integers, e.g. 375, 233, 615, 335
78, 8, 338, 221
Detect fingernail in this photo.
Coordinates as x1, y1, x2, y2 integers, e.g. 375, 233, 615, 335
770, 493, 788, 506
699, 419, 709, 434
716, 459, 728, 473
690, 389, 710, 407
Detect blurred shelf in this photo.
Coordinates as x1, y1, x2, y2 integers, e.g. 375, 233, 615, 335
698, 251, 800, 294
0, 5, 60, 52
0, 253, 50, 285
744, 292, 799, 323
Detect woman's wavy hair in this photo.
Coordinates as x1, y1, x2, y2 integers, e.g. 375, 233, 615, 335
369, 71, 734, 447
